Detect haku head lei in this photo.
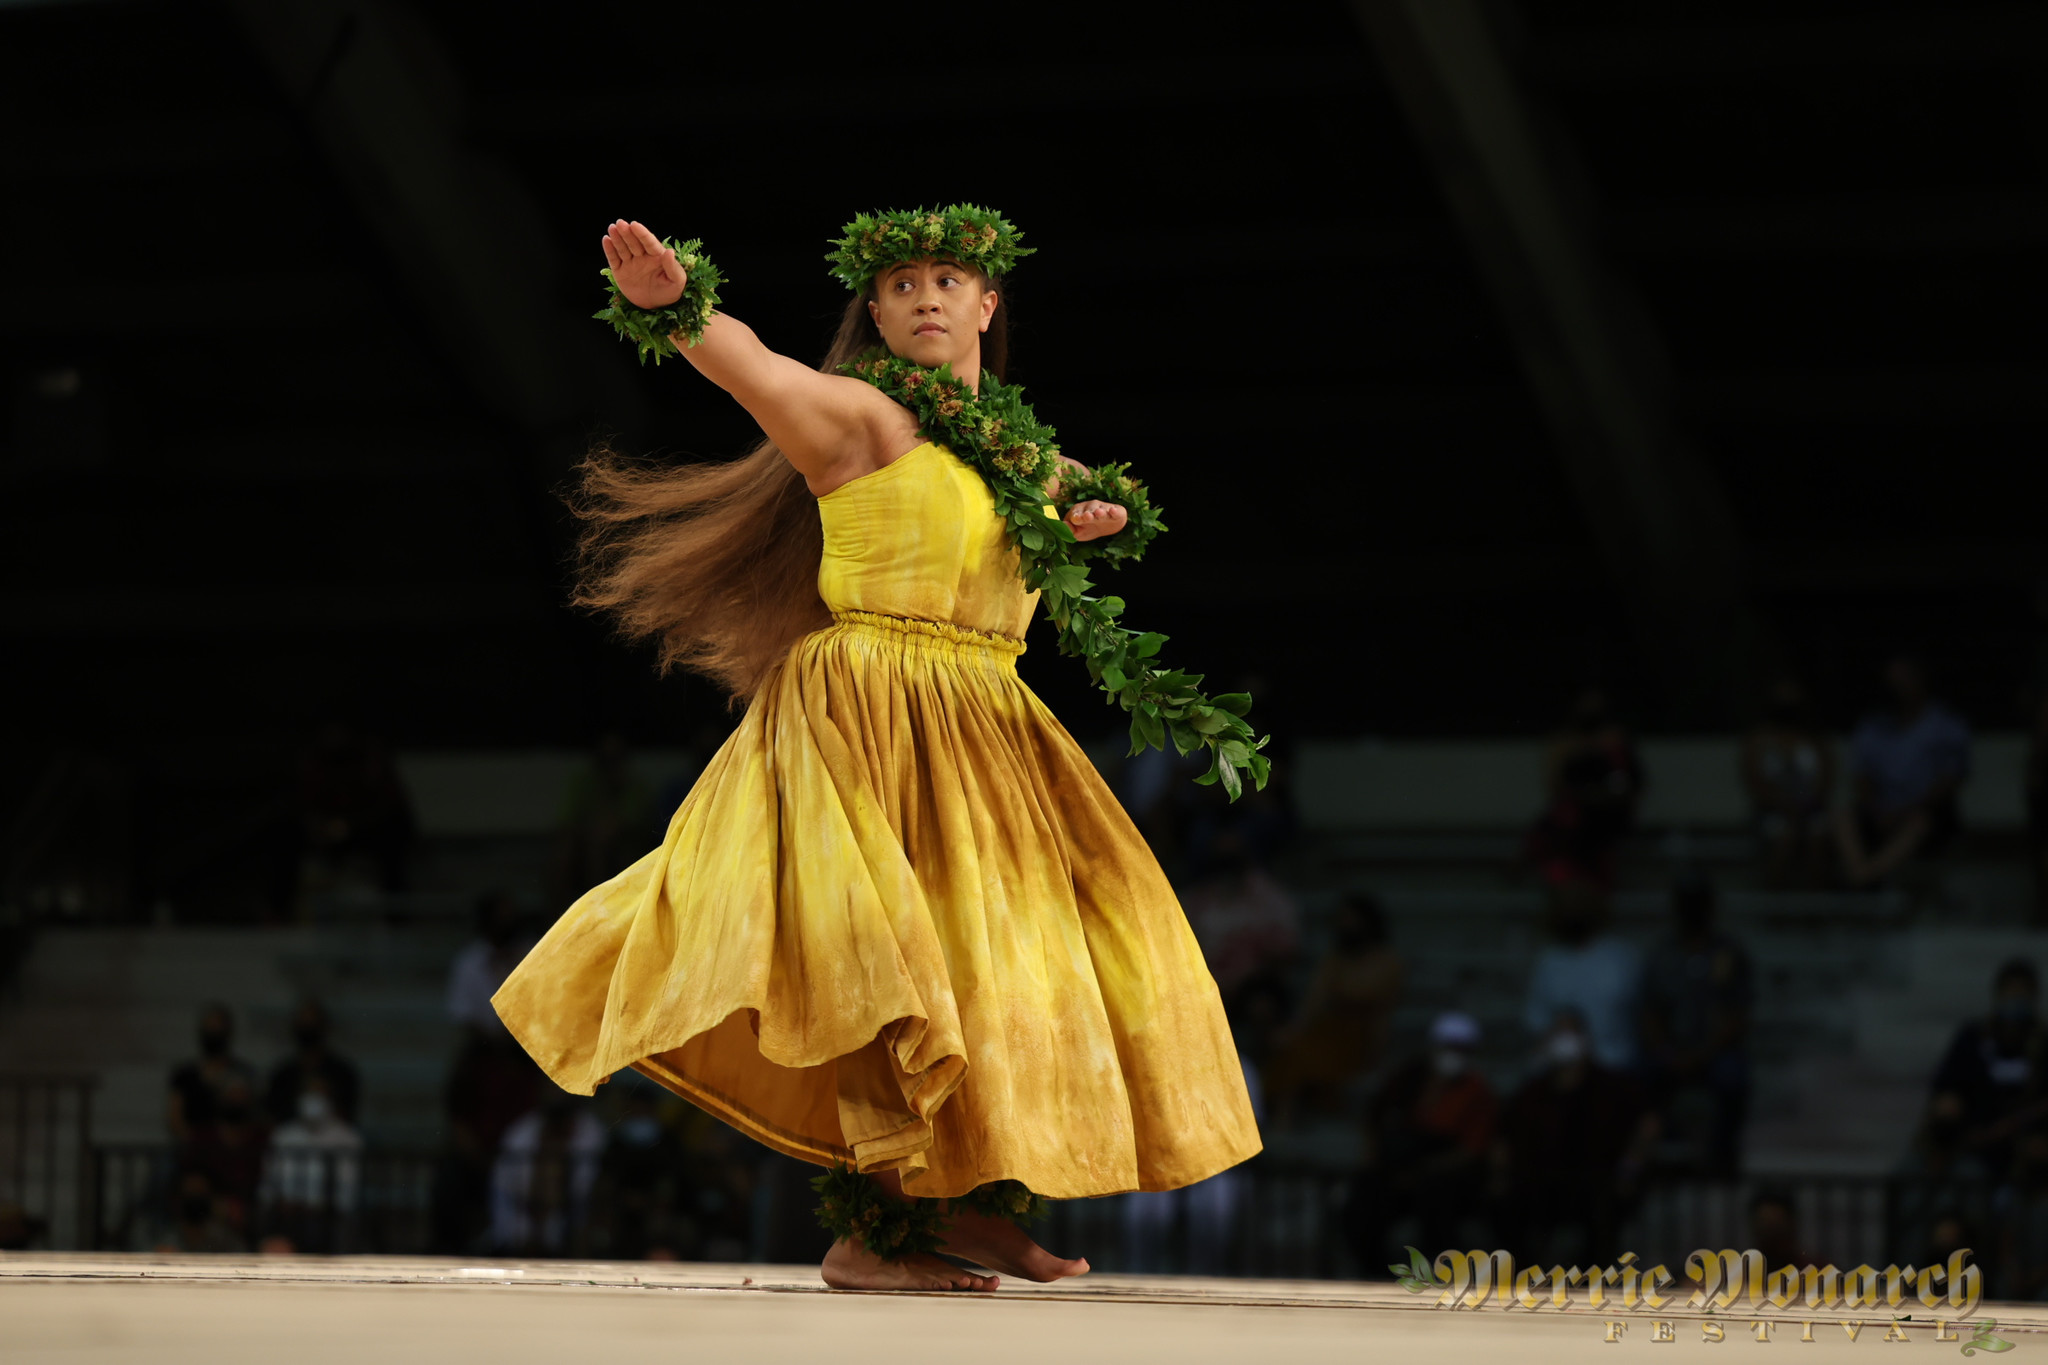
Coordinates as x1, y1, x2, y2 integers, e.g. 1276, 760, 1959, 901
825, 205, 1033, 291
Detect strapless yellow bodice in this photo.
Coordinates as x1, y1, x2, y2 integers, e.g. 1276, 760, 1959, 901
816, 441, 1038, 640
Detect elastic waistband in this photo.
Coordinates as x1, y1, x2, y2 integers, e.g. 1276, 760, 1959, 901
829, 609, 1027, 657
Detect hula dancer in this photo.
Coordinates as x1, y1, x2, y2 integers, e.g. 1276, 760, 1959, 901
494, 207, 1266, 1291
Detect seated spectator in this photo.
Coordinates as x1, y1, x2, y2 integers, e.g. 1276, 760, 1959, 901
1740, 678, 1836, 887
181, 1076, 268, 1242
1343, 1011, 1497, 1269
1836, 654, 1971, 888
597, 1084, 688, 1261
553, 732, 655, 902
492, 1093, 606, 1255
266, 998, 361, 1128
671, 1103, 760, 1263
298, 719, 415, 896
435, 890, 544, 1254
1748, 1186, 1812, 1275
1923, 959, 2048, 1182
260, 1077, 364, 1252
1526, 689, 1645, 890
1640, 876, 1752, 1176
2001, 1131, 2048, 1301
163, 1171, 245, 1254
1523, 881, 1643, 1072
1181, 829, 1301, 998
1495, 1009, 1658, 1265
2028, 693, 2048, 925
167, 1003, 260, 1143
1265, 892, 1404, 1124
0, 1200, 39, 1251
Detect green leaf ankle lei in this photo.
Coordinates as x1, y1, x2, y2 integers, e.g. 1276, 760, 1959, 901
810, 1167, 947, 1260
810, 1169, 1046, 1261
593, 236, 725, 364
843, 348, 1270, 799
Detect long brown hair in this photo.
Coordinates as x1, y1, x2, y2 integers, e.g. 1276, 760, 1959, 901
571, 274, 1010, 699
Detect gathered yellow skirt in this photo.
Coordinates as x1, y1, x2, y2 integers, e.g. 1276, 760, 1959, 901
493, 610, 1261, 1200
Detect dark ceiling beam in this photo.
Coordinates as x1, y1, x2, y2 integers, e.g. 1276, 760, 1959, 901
0, 583, 553, 636
1680, 366, 2048, 424
1612, 193, 2048, 258
471, 54, 1373, 136
1351, 0, 1756, 724
1531, 7, 2048, 83
224, 0, 597, 430
0, 273, 369, 332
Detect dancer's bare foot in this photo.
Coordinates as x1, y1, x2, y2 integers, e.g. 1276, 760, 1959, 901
820, 1237, 1000, 1292
939, 1205, 1089, 1283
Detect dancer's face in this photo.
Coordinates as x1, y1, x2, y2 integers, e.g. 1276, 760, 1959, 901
869, 258, 998, 381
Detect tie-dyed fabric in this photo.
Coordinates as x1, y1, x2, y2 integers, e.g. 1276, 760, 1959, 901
494, 441, 1260, 1199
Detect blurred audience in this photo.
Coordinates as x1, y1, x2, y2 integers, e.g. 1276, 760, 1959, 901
180, 1075, 267, 1240
165, 1170, 245, 1253
553, 732, 655, 902
1181, 828, 1301, 999
1836, 653, 1970, 889
1640, 876, 1752, 1177
0, 1200, 41, 1251
436, 890, 544, 1253
2028, 694, 2048, 925
596, 1084, 755, 1262
1915, 958, 2048, 1183
1264, 892, 1404, 1125
167, 1003, 260, 1143
1525, 688, 1645, 891
1344, 1010, 1497, 1269
297, 719, 416, 900
1494, 1008, 1657, 1265
1523, 882, 1642, 1072
1740, 678, 1836, 887
265, 998, 360, 1129
1749, 1186, 1812, 1275
260, 1075, 364, 1251
491, 1093, 606, 1255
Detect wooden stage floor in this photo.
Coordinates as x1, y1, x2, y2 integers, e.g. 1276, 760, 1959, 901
4, 1254, 2044, 1362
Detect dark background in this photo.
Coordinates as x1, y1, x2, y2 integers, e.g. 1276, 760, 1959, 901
4, 0, 2043, 774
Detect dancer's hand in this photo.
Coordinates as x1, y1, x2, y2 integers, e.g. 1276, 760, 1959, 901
601, 219, 686, 309
1067, 500, 1128, 541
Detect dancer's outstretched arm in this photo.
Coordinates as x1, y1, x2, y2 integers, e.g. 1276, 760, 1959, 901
600, 219, 904, 491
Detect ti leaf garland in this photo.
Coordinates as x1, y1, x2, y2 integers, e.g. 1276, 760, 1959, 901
843, 348, 1270, 800
593, 236, 725, 364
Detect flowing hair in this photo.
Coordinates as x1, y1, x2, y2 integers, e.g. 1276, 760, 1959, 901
570, 275, 1010, 699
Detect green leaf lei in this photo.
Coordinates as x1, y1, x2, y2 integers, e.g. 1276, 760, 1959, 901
809, 1169, 1046, 1260
825, 205, 1032, 292
843, 348, 1270, 800
592, 236, 725, 364
810, 1166, 946, 1260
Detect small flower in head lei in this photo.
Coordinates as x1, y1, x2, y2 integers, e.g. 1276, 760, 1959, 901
825, 205, 1033, 291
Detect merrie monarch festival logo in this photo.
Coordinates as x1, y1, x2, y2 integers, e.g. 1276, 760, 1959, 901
1390, 1246, 2016, 1351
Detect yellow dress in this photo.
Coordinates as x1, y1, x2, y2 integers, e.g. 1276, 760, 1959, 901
493, 440, 1261, 1199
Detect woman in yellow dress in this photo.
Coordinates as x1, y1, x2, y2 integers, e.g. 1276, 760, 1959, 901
493, 207, 1262, 1291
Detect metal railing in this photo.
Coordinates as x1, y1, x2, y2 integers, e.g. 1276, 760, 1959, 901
0, 1075, 94, 1250
62, 1141, 2014, 1288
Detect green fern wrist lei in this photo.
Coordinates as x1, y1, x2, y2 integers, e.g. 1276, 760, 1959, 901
810, 1167, 947, 1261
593, 236, 725, 364
1055, 461, 1164, 570
843, 348, 1270, 800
